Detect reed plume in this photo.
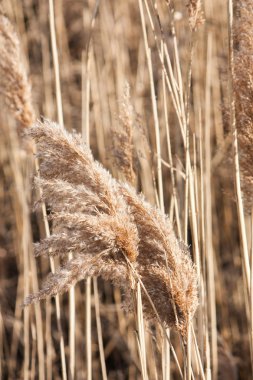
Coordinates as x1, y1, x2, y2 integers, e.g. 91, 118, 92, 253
25, 120, 198, 335
0, 12, 34, 129
233, 0, 253, 208
186, 0, 205, 31
112, 82, 136, 185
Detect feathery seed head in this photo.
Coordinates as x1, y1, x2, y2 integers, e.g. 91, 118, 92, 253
0, 13, 35, 129
186, 0, 205, 31
25, 120, 198, 334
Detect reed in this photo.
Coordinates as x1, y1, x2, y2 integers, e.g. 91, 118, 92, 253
24, 120, 198, 336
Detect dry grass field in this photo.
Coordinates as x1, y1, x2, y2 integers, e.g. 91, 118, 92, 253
0, 0, 252, 379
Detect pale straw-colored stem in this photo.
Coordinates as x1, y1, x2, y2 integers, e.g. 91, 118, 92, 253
250, 210, 253, 371
49, 0, 63, 127
161, 42, 182, 239
205, 32, 218, 380
228, 0, 250, 295
86, 277, 92, 380
93, 278, 108, 380
48, 1, 73, 378
136, 282, 148, 380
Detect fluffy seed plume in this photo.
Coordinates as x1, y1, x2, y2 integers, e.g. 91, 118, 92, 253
113, 82, 136, 185
25, 120, 198, 335
0, 13, 35, 128
186, 0, 205, 31
233, 0, 253, 208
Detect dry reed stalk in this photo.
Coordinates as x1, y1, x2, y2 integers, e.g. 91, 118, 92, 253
233, 0, 253, 209
0, 308, 3, 379
48, 2, 70, 378
228, 0, 251, 295
232, 0, 253, 369
93, 278, 108, 380
204, 33, 218, 380
135, 282, 148, 380
24, 120, 198, 336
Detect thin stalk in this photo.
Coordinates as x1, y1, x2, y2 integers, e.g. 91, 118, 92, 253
93, 278, 108, 380
82, 4, 99, 376
49, 0, 63, 127
146, 45, 164, 212
49, 2, 74, 379
191, 326, 206, 380
86, 277, 92, 380
69, 253, 76, 380
187, 326, 191, 380
197, 107, 206, 366
161, 42, 182, 239
162, 328, 171, 380
82, 51, 90, 146
205, 33, 218, 380
184, 123, 190, 244
227, 0, 250, 296
0, 308, 3, 380
9, 277, 23, 379
45, 299, 52, 380
251, 209, 253, 371
23, 241, 29, 380
136, 282, 148, 380
29, 256, 45, 380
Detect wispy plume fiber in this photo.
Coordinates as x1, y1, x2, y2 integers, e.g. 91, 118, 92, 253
233, 0, 253, 207
0, 12, 34, 129
25, 120, 198, 334
186, 0, 205, 31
